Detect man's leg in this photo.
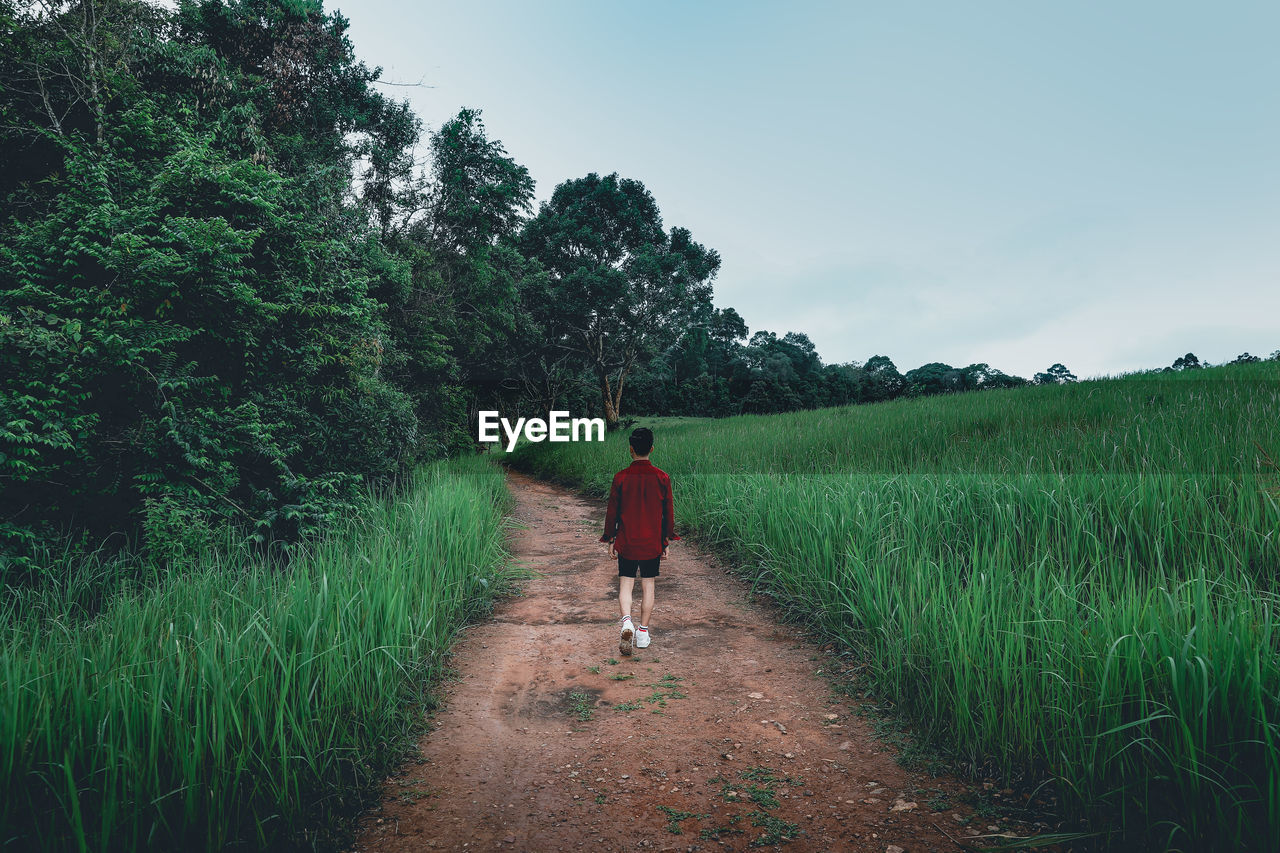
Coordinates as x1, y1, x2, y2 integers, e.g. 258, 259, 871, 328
639, 577, 655, 628
618, 572, 637, 655
618, 575, 635, 620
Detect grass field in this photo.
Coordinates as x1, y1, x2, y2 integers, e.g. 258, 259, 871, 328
0, 456, 509, 851
512, 363, 1280, 850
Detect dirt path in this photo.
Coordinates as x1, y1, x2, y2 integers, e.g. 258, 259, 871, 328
351, 471, 992, 852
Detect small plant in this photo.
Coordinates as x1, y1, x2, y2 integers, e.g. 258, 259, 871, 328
699, 817, 744, 841
741, 766, 802, 787
605, 658, 619, 666
568, 691, 595, 721
740, 766, 778, 783
717, 780, 776, 809
747, 811, 800, 846
742, 784, 779, 809
587, 665, 601, 674
608, 672, 635, 681
595, 794, 607, 804
656, 805, 706, 834
612, 700, 643, 712
971, 795, 1000, 819
396, 788, 431, 804
641, 676, 688, 708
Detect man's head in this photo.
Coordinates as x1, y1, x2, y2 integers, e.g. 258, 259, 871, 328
629, 427, 654, 458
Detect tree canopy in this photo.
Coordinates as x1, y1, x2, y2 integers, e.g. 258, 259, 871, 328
518, 172, 720, 427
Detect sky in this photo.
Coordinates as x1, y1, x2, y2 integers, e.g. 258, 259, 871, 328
339, 1, 1279, 379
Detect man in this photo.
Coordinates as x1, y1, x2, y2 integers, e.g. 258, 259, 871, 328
600, 426, 678, 656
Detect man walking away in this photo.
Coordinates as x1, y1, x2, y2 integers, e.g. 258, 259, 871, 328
600, 427, 678, 656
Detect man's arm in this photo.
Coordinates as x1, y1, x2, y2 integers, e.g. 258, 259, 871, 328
661, 475, 679, 553
600, 473, 622, 544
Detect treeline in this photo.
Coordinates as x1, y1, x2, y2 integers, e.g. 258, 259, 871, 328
619, 341, 1280, 419
623, 324, 1070, 419
2, 0, 1272, 574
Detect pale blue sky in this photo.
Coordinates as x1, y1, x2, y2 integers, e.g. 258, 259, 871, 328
341, 1, 1279, 378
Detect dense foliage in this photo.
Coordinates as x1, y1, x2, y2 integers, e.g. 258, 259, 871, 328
1, 0, 433, 576
514, 361, 1280, 851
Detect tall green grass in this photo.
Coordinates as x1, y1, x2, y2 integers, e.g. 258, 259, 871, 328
1, 456, 509, 850
514, 363, 1280, 850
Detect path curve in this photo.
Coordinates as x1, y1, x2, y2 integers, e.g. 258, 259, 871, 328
351, 470, 984, 852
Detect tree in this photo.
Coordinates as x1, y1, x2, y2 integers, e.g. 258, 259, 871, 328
741, 378, 800, 414
1230, 352, 1261, 364
1171, 353, 1201, 371
387, 108, 537, 447
961, 362, 1027, 390
739, 330, 826, 410
625, 304, 747, 417
1034, 363, 1078, 385
424, 107, 534, 250
863, 355, 905, 401
519, 173, 720, 427
904, 362, 963, 396
821, 363, 865, 406
708, 306, 747, 347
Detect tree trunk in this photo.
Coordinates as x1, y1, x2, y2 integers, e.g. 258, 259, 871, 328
610, 365, 629, 425
599, 371, 619, 429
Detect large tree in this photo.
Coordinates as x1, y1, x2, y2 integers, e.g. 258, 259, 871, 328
863, 354, 905, 402
519, 172, 719, 427
385, 107, 537, 451
1034, 362, 1079, 384
904, 362, 964, 396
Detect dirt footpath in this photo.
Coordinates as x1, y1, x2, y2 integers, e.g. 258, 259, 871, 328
351, 470, 987, 852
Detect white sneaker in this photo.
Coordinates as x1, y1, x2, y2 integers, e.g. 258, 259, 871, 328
635, 626, 651, 649
619, 616, 634, 656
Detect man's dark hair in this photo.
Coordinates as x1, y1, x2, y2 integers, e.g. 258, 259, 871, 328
629, 427, 654, 456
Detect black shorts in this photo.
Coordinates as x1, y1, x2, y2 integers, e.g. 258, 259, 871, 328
618, 556, 661, 578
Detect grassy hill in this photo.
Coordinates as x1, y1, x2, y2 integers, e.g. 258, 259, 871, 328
512, 362, 1280, 850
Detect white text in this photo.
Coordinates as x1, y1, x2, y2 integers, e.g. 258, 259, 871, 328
477, 411, 606, 452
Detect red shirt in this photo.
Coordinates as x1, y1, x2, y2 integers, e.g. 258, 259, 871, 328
600, 459, 679, 560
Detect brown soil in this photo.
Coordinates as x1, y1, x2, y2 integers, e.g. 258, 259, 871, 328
350, 470, 1007, 852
